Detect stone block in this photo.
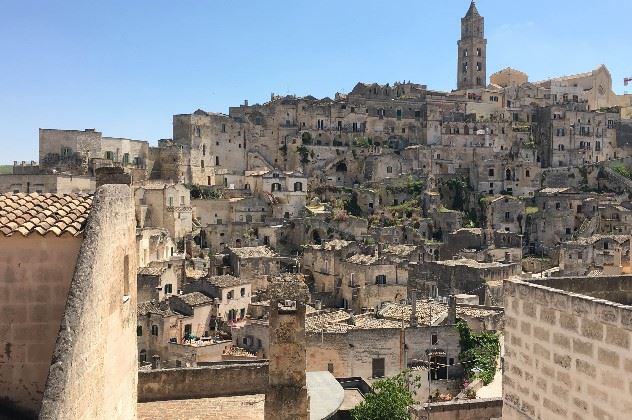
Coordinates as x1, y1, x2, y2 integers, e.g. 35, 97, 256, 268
553, 333, 571, 350
595, 304, 619, 326
597, 347, 620, 369
553, 353, 571, 369
522, 301, 536, 318
533, 343, 551, 361
543, 397, 567, 417
539, 307, 557, 325
572, 338, 594, 358
605, 325, 630, 349
550, 293, 570, 311
520, 320, 532, 335
556, 370, 571, 388
536, 377, 547, 391
559, 312, 579, 332
580, 319, 604, 341
575, 359, 596, 377
533, 325, 550, 342
551, 383, 569, 401
600, 369, 623, 390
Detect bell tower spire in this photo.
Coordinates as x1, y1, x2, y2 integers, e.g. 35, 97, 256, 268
457, 1, 487, 90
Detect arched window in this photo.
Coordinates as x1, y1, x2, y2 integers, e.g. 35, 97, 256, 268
151, 325, 159, 336
294, 182, 303, 192
506, 169, 512, 181
140, 349, 147, 363
271, 183, 282, 192
525, 170, 530, 178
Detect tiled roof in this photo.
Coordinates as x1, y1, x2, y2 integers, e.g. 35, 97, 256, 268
138, 266, 167, 276
177, 291, 214, 306
229, 245, 278, 258
0, 193, 92, 237
137, 300, 176, 317
208, 275, 248, 288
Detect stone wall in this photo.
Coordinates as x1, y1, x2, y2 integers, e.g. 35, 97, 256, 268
410, 397, 503, 420
38, 185, 138, 420
503, 277, 632, 419
0, 235, 83, 418
138, 362, 268, 402
529, 274, 632, 305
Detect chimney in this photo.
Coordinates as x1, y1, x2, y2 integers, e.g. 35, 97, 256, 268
244, 99, 249, 106
447, 295, 457, 325
410, 289, 418, 327
151, 355, 161, 370
208, 251, 216, 278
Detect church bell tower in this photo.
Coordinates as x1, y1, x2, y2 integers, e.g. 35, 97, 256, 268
457, 1, 487, 90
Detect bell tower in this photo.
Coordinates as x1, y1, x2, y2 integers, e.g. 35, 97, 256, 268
457, 1, 487, 90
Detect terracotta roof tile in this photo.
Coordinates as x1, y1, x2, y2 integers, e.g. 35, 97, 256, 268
0, 193, 93, 237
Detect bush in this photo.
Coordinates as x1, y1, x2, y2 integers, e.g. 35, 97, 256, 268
612, 163, 632, 179
351, 373, 414, 420
457, 319, 500, 385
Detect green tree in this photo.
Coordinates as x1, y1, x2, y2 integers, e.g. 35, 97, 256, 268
351, 374, 414, 420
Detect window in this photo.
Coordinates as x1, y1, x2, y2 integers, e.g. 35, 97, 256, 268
375, 275, 386, 285
566, 228, 571, 235
476, 62, 481, 71
222, 123, 226, 133
137, 326, 142, 336
505, 212, 511, 221
556, 202, 561, 210
195, 126, 201, 136
415, 110, 421, 118
396, 109, 402, 120
604, 242, 609, 250
387, 166, 393, 174
241, 287, 246, 297
215, 156, 220, 166
151, 325, 159, 336
202, 145, 206, 156
227, 290, 234, 300
525, 170, 530, 178
476, 48, 481, 56
240, 308, 245, 319
140, 350, 147, 363
201, 160, 205, 168
164, 284, 173, 294
61, 146, 73, 157
105, 151, 114, 160
372, 358, 385, 378
208, 176, 211, 185
294, 182, 303, 192
431, 333, 438, 345
488, 168, 494, 177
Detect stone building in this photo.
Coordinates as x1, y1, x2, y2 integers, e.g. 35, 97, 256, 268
558, 234, 631, 276
484, 195, 526, 233
0, 186, 138, 419
504, 276, 632, 420
226, 245, 286, 291
183, 275, 252, 325
414, 258, 520, 304
137, 265, 179, 302
134, 183, 193, 240
457, 1, 487, 90
0, 173, 95, 194
39, 128, 148, 175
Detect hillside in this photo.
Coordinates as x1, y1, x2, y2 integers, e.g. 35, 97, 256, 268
0, 165, 12, 174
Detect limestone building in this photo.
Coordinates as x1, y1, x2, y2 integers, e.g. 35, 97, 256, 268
457, 2, 487, 90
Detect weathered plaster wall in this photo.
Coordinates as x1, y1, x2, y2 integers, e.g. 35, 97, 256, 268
0, 235, 82, 418
38, 185, 138, 420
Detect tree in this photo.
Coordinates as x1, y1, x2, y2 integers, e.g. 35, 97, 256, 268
351, 373, 414, 420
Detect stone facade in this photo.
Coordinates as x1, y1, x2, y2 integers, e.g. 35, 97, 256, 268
38, 185, 138, 420
504, 276, 632, 420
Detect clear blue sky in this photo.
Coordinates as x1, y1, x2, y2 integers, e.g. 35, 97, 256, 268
1, 0, 631, 163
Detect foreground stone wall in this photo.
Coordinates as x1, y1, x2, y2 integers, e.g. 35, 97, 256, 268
0, 235, 82, 418
410, 397, 503, 420
38, 185, 138, 420
138, 362, 268, 402
503, 278, 632, 420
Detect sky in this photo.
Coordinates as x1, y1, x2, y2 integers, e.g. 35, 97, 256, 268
1, 0, 631, 163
